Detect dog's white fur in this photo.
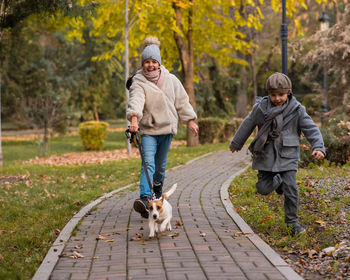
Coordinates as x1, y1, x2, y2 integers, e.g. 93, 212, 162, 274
147, 183, 177, 238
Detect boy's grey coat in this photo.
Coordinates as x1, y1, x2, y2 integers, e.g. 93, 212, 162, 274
230, 96, 325, 172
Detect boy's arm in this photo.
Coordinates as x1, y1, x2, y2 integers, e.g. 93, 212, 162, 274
230, 105, 258, 151
298, 106, 326, 156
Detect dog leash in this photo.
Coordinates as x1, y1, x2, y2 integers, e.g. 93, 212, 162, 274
125, 128, 155, 198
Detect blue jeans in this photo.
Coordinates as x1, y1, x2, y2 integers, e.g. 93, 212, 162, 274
139, 134, 173, 198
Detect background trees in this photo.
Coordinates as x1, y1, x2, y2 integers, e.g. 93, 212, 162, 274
1, 0, 349, 151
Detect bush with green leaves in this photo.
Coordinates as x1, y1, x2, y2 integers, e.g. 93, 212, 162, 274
302, 93, 322, 116
198, 117, 226, 144
221, 118, 243, 142
78, 121, 109, 150
299, 114, 350, 166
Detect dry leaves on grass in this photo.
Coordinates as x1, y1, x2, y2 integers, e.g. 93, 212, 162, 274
279, 176, 350, 279
20, 141, 185, 166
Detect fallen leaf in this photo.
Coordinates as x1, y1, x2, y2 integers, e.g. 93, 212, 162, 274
71, 251, 84, 258
140, 242, 147, 245
105, 239, 115, 242
200, 233, 207, 237
167, 233, 180, 238
53, 229, 61, 235
322, 246, 336, 255
130, 237, 142, 241
74, 244, 83, 249
260, 216, 272, 223
175, 220, 183, 227
97, 235, 107, 240
315, 219, 326, 227
308, 249, 318, 258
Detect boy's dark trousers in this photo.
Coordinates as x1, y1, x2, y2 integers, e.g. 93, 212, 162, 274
256, 170, 298, 225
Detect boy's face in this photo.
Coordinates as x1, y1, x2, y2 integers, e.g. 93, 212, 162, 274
143, 58, 160, 73
269, 92, 289, 106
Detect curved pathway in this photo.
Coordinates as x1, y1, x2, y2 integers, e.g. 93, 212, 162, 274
34, 149, 303, 280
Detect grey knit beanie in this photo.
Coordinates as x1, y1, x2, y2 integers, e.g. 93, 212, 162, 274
141, 37, 161, 65
266, 72, 292, 94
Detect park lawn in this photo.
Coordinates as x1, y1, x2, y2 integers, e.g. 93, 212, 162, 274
229, 162, 350, 258
0, 138, 228, 279
2, 131, 130, 165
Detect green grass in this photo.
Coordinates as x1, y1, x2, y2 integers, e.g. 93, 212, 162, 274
0, 128, 228, 279
2, 131, 131, 165
228, 161, 350, 253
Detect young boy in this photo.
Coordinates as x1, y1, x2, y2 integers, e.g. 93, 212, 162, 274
229, 72, 325, 234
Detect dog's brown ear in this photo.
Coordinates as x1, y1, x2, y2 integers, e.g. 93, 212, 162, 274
162, 194, 167, 201
147, 196, 151, 203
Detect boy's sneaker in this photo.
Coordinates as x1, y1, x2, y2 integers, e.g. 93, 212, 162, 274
289, 223, 306, 235
133, 196, 149, 219
153, 182, 163, 199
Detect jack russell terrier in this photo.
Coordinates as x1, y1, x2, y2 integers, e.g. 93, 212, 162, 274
147, 183, 177, 238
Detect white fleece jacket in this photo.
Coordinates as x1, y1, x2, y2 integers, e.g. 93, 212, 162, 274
126, 67, 197, 136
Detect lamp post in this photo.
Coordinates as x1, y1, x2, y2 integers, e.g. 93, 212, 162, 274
281, 0, 288, 75
318, 11, 329, 127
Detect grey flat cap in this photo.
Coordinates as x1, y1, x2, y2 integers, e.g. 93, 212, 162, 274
266, 72, 292, 94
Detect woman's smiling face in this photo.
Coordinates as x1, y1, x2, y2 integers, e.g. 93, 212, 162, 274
143, 58, 160, 73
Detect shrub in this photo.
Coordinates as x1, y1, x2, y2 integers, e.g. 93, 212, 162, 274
299, 114, 350, 166
302, 93, 322, 116
198, 118, 225, 144
78, 121, 109, 150
221, 118, 243, 142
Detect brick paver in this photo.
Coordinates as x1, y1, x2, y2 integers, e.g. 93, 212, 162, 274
41, 149, 302, 280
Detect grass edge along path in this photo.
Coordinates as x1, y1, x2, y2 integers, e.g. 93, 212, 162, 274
228, 162, 350, 279
0, 142, 227, 279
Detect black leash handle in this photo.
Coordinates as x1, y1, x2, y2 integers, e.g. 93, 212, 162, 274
125, 128, 154, 198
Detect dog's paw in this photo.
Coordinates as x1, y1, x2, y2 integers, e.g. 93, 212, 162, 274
166, 225, 172, 231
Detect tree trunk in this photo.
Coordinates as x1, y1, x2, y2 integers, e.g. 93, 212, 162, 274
0, 1, 6, 166
236, 51, 249, 117
236, 72, 249, 117
249, 53, 258, 104
0, 71, 3, 166
93, 104, 99, 121
125, 0, 131, 154
173, 0, 199, 147
42, 119, 49, 157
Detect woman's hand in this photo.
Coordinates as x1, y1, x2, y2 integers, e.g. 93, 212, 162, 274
130, 116, 139, 132
312, 150, 325, 161
188, 120, 199, 136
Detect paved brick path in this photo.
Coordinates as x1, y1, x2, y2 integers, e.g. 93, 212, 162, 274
36, 150, 303, 280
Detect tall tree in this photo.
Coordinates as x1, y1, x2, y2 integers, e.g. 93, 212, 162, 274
299, 3, 350, 114
0, 0, 72, 165
70, 0, 261, 145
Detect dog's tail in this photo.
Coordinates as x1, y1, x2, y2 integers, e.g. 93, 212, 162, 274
163, 183, 177, 199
